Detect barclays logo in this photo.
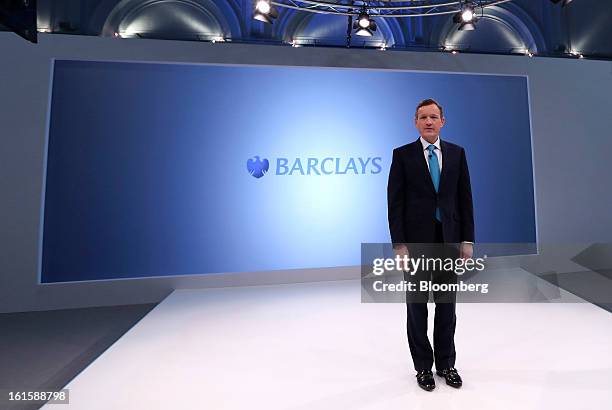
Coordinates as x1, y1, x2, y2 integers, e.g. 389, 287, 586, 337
247, 155, 382, 178
247, 156, 270, 178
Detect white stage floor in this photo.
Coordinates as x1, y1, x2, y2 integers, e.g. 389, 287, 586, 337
47, 280, 612, 410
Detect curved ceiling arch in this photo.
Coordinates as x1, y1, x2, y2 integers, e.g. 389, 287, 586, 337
434, 5, 545, 53
277, 10, 404, 48
101, 0, 242, 40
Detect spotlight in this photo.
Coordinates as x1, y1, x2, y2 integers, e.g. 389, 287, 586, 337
353, 11, 377, 37
253, 0, 278, 24
453, 4, 478, 31
358, 12, 370, 29
461, 7, 474, 23
256, 0, 270, 14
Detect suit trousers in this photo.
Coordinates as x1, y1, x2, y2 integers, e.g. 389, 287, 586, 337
404, 220, 458, 371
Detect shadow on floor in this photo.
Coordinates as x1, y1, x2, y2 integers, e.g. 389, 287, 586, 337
0, 303, 158, 410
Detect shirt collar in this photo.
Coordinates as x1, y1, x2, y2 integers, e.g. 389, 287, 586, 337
420, 136, 441, 151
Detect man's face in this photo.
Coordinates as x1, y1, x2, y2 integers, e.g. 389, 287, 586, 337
415, 104, 445, 143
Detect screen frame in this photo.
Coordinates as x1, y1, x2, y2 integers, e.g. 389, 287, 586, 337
37, 58, 539, 284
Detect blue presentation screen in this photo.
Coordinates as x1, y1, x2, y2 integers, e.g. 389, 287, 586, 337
42, 60, 536, 283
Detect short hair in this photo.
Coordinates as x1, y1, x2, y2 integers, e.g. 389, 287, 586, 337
415, 98, 444, 119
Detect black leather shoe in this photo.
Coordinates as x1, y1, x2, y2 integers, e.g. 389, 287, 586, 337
436, 367, 462, 388
416, 370, 435, 391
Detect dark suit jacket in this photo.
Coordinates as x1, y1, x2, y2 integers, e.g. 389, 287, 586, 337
387, 139, 474, 245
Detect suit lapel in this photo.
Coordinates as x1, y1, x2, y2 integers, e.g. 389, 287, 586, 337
438, 140, 450, 194
412, 139, 436, 194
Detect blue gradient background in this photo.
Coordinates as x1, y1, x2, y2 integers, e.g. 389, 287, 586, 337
42, 60, 535, 283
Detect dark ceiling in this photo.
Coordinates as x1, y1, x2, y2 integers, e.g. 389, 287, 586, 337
3, 0, 612, 60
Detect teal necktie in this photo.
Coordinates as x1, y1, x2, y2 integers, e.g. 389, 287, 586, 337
427, 144, 442, 222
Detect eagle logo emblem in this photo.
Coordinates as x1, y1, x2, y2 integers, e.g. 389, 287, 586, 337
247, 156, 270, 178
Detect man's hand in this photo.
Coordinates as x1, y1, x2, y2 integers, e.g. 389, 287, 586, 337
459, 242, 473, 259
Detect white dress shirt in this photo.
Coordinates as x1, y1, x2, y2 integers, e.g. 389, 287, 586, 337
420, 136, 442, 172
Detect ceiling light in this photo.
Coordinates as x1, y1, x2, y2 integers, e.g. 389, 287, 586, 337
358, 13, 370, 29
461, 8, 474, 23
453, 4, 478, 31
255, 0, 270, 14
353, 11, 377, 37
253, 0, 279, 24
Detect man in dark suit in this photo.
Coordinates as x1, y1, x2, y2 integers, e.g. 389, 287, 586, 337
387, 98, 474, 391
